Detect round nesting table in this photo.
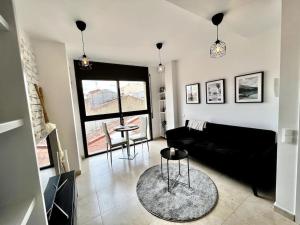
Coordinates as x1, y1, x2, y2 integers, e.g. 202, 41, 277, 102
114, 125, 139, 160
160, 148, 190, 192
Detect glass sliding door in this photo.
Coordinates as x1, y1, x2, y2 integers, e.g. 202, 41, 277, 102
75, 61, 152, 157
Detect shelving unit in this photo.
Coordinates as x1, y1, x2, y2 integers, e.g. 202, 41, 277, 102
0, 198, 36, 225
0, 1, 48, 224
159, 90, 166, 138
0, 119, 24, 134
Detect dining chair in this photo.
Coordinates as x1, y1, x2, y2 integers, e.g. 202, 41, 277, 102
129, 117, 149, 154
102, 122, 127, 165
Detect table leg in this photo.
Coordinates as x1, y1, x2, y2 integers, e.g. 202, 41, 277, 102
119, 130, 137, 160
125, 131, 130, 158
179, 160, 181, 175
187, 156, 190, 188
167, 159, 170, 192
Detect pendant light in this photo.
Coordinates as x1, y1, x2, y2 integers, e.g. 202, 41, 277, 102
210, 13, 226, 58
76, 20, 92, 70
156, 42, 165, 73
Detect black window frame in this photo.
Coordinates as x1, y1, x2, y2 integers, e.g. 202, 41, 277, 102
74, 60, 153, 158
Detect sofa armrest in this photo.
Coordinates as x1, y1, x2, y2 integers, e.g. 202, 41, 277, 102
166, 127, 188, 140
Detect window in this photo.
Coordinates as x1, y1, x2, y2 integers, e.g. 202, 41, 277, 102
75, 61, 152, 157
82, 80, 119, 116
120, 81, 147, 112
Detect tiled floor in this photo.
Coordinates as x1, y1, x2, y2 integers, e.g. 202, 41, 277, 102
42, 139, 297, 225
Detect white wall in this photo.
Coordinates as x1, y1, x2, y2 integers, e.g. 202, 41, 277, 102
19, 32, 47, 142
68, 60, 85, 158
165, 60, 179, 130
275, 0, 300, 219
32, 39, 81, 172
175, 28, 280, 131
149, 66, 163, 139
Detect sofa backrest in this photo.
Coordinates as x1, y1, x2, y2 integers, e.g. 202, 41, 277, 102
205, 122, 276, 149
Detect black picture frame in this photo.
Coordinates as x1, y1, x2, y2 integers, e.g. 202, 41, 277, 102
206, 79, 225, 104
185, 83, 200, 104
235, 71, 264, 103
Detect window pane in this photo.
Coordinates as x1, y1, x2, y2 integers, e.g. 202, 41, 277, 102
82, 80, 119, 116
120, 81, 147, 112
85, 118, 121, 155
36, 139, 51, 168
123, 114, 150, 139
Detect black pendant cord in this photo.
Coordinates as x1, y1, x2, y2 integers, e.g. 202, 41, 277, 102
81, 31, 86, 55
216, 26, 219, 41
158, 50, 162, 64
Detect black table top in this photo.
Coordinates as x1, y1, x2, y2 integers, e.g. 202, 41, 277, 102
160, 148, 188, 160
114, 125, 139, 132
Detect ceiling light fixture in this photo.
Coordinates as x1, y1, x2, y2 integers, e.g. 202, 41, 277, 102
156, 42, 165, 73
76, 20, 92, 70
210, 13, 226, 58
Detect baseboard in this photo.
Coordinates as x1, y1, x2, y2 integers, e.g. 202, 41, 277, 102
153, 137, 165, 140
274, 203, 295, 221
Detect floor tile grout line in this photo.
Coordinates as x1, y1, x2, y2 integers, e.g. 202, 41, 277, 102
221, 194, 252, 225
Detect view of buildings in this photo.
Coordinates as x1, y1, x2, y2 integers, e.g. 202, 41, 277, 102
83, 81, 148, 155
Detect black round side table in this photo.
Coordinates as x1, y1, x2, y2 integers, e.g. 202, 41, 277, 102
160, 148, 190, 192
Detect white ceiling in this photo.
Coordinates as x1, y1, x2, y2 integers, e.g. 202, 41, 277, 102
166, 0, 281, 37
14, 0, 281, 66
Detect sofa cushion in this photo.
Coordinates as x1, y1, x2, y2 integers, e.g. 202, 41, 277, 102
205, 122, 276, 150
169, 137, 195, 149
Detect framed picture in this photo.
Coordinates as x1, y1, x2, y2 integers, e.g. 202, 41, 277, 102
206, 79, 225, 104
235, 72, 264, 103
186, 83, 200, 104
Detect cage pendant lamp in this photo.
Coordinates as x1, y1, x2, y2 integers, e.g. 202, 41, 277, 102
210, 13, 226, 58
156, 42, 165, 73
76, 20, 92, 70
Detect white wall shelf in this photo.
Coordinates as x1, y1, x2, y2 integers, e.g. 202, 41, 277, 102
0, 197, 36, 225
0, 14, 9, 31
0, 1, 47, 224
0, 119, 24, 134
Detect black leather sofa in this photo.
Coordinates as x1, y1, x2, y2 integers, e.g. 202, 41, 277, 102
166, 121, 277, 196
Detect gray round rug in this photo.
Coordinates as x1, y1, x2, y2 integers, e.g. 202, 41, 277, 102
136, 164, 218, 222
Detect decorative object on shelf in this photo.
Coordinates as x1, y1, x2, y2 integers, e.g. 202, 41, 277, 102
160, 87, 165, 93
206, 79, 225, 104
162, 120, 167, 128
210, 13, 226, 58
169, 147, 176, 156
46, 123, 70, 174
186, 83, 200, 104
76, 20, 92, 70
156, 42, 165, 73
235, 72, 264, 103
136, 164, 218, 222
34, 84, 49, 123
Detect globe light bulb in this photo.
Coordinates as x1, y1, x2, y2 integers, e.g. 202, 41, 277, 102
210, 40, 226, 58
157, 63, 165, 73
81, 54, 90, 67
